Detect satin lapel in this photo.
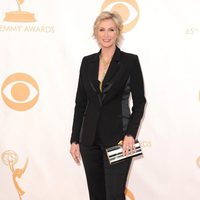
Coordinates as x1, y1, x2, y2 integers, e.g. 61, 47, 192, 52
86, 52, 100, 93
102, 47, 121, 93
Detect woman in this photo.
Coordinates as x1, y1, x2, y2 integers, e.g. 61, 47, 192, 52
70, 11, 146, 200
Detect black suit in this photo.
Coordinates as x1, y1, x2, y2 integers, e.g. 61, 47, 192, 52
70, 46, 146, 200
71, 46, 146, 146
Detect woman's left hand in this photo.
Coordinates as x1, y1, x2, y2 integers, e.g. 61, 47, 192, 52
122, 135, 135, 156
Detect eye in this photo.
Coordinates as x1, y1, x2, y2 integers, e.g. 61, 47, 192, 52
109, 28, 115, 31
101, 0, 140, 32
1, 73, 39, 111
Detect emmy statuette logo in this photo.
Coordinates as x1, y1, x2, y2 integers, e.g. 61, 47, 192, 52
125, 187, 135, 200
0, 1, 55, 32
4, 0, 36, 22
1, 150, 29, 200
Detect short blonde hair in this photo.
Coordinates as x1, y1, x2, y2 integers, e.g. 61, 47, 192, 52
93, 11, 123, 45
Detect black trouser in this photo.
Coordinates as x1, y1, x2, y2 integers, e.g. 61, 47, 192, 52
80, 143, 132, 200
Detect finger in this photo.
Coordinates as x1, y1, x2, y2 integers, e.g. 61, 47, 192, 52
131, 145, 135, 155
122, 144, 127, 156
71, 149, 80, 164
75, 156, 80, 164
75, 151, 81, 163
126, 148, 130, 156
127, 146, 133, 156
73, 153, 80, 164
128, 146, 133, 155
123, 145, 129, 156
126, 143, 135, 156
128, 142, 133, 154
132, 143, 136, 153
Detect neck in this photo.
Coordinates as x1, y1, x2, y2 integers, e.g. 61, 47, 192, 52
101, 46, 116, 60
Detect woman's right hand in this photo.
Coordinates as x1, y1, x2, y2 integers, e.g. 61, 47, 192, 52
70, 143, 81, 165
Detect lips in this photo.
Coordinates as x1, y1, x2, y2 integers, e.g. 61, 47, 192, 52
102, 39, 111, 42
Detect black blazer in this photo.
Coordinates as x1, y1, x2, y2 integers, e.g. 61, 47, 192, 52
70, 47, 146, 147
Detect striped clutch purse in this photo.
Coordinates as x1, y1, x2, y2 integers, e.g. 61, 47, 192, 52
106, 140, 143, 165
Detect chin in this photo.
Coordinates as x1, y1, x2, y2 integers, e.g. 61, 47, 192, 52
101, 43, 115, 49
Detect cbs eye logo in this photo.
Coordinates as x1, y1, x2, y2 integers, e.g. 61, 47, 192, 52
1, 73, 39, 111
101, 0, 140, 32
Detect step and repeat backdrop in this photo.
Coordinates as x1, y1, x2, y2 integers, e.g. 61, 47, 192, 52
0, 0, 200, 199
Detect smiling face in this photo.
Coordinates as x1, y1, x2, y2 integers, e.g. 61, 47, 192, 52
96, 19, 118, 49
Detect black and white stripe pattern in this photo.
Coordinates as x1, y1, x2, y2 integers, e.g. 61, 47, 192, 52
106, 140, 143, 165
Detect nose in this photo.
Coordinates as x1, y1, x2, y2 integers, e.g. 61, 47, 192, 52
104, 30, 109, 37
